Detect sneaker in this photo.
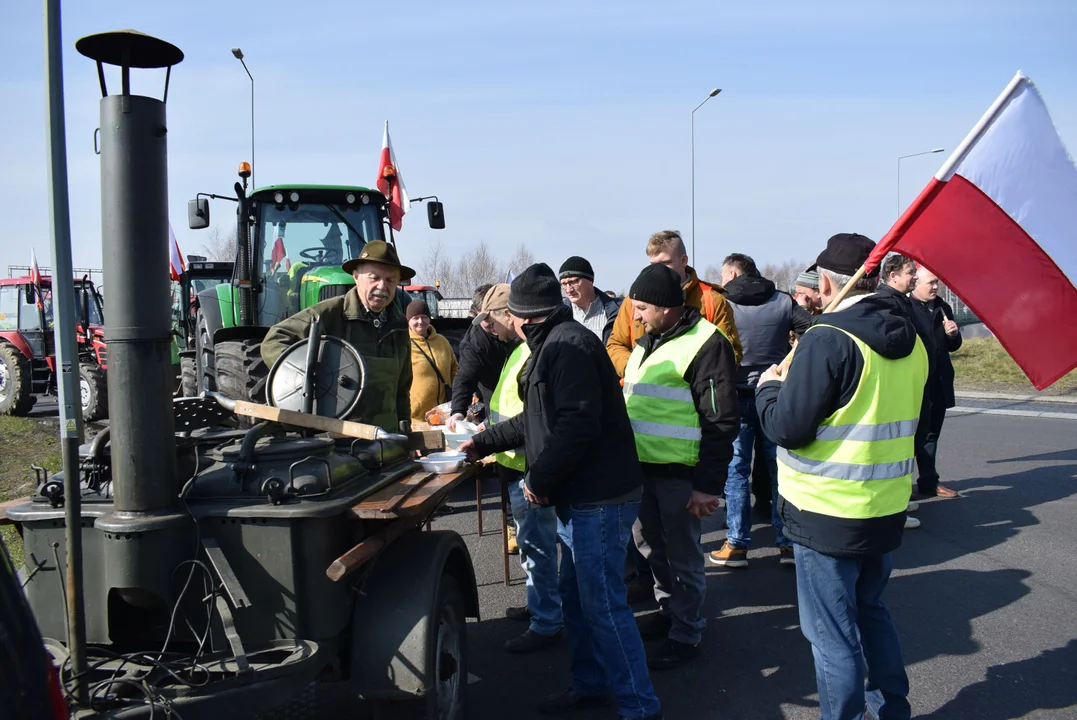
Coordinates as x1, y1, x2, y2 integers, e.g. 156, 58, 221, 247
906, 500, 920, 513
505, 605, 531, 622
904, 515, 921, 529
647, 638, 701, 671
506, 524, 519, 555
504, 628, 563, 654
779, 546, 796, 566
636, 611, 672, 641
537, 688, 610, 715
707, 541, 748, 568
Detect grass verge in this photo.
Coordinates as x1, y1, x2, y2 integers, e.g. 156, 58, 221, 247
952, 337, 1077, 395
0, 416, 62, 561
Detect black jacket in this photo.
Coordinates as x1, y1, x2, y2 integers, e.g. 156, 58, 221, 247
910, 297, 962, 408
472, 306, 644, 506
723, 274, 816, 335
633, 308, 740, 495
449, 323, 517, 418
756, 292, 924, 558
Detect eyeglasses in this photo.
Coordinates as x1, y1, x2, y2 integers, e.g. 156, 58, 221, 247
560, 277, 585, 289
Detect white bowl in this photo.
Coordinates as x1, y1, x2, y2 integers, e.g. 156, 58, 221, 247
418, 451, 468, 475
442, 421, 479, 450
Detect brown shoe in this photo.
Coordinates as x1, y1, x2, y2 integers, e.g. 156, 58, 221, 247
707, 541, 748, 568
935, 485, 960, 498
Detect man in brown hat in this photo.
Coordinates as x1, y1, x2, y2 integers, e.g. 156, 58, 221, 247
261, 240, 415, 431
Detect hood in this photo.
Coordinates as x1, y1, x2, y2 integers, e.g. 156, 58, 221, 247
820, 292, 918, 360
724, 274, 776, 306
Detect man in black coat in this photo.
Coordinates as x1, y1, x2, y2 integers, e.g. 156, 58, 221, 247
461, 264, 662, 720
447, 284, 515, 427
909, 266, 963, 498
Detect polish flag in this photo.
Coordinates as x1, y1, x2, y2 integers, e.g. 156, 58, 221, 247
865, 72, 1077, 390
30, 248, 44, 310
376, 121, 411, 231
169, 224, 186, 281
270, 237, 291, 272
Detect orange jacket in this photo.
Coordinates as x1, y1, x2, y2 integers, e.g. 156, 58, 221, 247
606, 266, 742, 376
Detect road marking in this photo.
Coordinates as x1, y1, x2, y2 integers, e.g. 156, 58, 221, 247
955, 390, 1077, 405
949, 406, 1077, 421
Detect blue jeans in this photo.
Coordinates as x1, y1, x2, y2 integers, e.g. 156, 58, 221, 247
794, 545, 911, 720
508, 476, 563, 636
725, 393, 789, 548
557, 501, 661, 720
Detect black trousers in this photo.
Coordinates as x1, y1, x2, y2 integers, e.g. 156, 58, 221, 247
915, 397, 947, 495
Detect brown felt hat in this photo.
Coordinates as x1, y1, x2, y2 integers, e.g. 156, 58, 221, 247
342, 240, 416, 280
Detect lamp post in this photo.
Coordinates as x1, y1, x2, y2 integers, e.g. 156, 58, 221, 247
897, 147, 944, 216
691, 87, 721, 266
231, 48, 254, 187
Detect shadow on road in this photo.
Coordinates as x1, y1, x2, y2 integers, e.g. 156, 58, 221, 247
918, 639, 1077, 719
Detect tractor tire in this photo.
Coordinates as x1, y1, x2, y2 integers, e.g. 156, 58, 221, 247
215, 339, 269, 406
197, 310, 217, 394
180, 355, 198, 398
0, 343, 34, 416
79, 363, 108, 422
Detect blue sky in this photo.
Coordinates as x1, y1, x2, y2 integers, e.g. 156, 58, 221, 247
3, 0, 1076, 291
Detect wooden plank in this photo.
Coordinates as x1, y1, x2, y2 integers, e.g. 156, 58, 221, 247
327, 514, 424, 582
379, 471, 435, 514
229, 400, 396, 440
0, 497, 30, 526
326, 429, 444, 453
349, 464, 478, 520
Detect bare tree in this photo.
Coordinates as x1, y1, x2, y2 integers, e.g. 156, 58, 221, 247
504, 244, 536, 278
417, 239, 458, 294
455, 241, 502, 296
202, 225, 237, 261
760, 259, 807, 294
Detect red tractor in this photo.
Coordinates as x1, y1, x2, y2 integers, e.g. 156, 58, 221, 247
0, 275, 108, 420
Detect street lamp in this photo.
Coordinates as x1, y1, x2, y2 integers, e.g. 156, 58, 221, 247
231, 48, 254, 188
691, 87, 721, 266
897, 147, 944, 216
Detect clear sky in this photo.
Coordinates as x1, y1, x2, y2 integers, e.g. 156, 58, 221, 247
3, 0, 1076, 292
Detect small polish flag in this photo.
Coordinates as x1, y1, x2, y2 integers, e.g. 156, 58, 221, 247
169, 224, 186, 282
865, 72, 1077, 389
270, 237, 291, 272
377, 121, 411, 232
30, 248, 44, 310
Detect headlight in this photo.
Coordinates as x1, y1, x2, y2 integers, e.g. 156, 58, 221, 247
289, 191, 300, 203
361, 194, 370, 205
345, 193, 356, 204
273, 191, 284, 204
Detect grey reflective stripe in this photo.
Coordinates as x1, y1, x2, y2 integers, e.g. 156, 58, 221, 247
778, 448, 914, 481
623, 382, 693, 403
630, 419, 701, 442
814, 419, 918, 442
489, 410, 517, 424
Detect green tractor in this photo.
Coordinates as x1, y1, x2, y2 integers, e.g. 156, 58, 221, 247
170, 257, 235, 397
187, 164, 444, 403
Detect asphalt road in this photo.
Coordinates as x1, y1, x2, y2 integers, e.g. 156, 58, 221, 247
424, 410, 1077, 720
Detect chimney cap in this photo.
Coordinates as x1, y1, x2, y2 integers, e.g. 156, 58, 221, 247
76, 29, 183, 69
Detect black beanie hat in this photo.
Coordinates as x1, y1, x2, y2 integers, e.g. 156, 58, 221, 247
405, 299, 431, 319
508, 263, 564, 319
815, 233, 880, 278
629, 264, 684, 308
558, 256, 594, 282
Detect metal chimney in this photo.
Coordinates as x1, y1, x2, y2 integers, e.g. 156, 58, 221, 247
76, 30, 183, 513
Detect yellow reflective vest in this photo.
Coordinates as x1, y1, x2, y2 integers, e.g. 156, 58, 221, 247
777, 325, 928, 520
623, 319, 719, 466
489, 342, 530, 472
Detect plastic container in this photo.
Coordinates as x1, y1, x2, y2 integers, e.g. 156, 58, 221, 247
442, 421, 480, 451
418, 451, 468, 475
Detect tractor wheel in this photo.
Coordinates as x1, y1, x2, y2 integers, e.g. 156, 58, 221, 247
79, 363, 108, 422
215, 339, 269, 406
180, 355, 198, 398
0, 343, 34, 416
197, 310, 217, 394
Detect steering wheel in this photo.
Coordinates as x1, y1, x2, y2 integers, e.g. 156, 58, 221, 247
299, 248, 327, 263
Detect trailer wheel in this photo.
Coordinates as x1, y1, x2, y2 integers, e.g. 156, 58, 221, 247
197, 310, 217, 394
216, 339, 269, 405
79, 363, 108, 422
180, 355, 198, 397
370, 574, 467, 720
0, 343, 34, 416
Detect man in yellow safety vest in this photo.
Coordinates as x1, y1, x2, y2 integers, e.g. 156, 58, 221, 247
623, 264, 740, 671
756, 233, 928, 720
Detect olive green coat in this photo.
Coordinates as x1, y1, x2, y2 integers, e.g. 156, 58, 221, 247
261, 289, 412, 431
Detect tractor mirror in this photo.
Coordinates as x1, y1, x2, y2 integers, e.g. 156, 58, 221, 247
188, 198, 210, 229
427, 201, 445, 230
24, 284, 35, 304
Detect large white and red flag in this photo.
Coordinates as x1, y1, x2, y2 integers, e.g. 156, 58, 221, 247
376, 121, 411, 231
864, 72, 1077, 390
169, 224, 186, 281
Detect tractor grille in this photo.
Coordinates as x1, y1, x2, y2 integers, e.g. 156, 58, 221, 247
318, 285, 350, 303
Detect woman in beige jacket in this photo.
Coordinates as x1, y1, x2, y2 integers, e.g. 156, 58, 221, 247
406, 300, 459, 423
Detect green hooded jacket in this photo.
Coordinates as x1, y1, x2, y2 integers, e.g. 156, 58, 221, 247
261, 289, 412, 431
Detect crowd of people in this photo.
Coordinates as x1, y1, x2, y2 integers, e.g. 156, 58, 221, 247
261, 229, 966, 720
